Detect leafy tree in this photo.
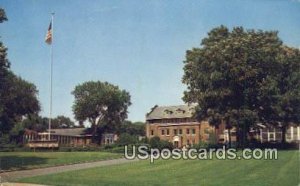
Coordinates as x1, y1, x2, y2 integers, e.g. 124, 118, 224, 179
117, 133, 138, 146
117, 120, 145, 136
0, 8, 40, 135
9, 122, 25, 144
258, 46, 300, 143
0, 8, 7, 23
22, 115, 75, 130
1, 72, 40, 133
0, 8, 10, 134
72, 81, 131, 142
51, 115, 75, 128
149, 136, 173, 150
21, 114, 48, 132
182, 25, 290, 147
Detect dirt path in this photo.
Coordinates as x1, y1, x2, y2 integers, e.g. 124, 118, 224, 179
0, 158, 139, 182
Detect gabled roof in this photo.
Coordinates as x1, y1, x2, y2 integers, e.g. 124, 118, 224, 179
47, 128, 92, 137
146, 104, 196, 120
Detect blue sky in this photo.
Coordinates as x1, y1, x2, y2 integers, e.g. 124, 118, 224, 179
0, 0, 300, 123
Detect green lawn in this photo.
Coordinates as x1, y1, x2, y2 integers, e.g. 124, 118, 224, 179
19, 150, 299, 186
0, 151, 122, 171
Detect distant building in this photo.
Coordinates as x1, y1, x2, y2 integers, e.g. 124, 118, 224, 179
23, 128, 120, 147
101, 133, 118, 145
48, 128, 93, 146
257, 124, 300, 143
146, 105, 221, 148
24, 128, 93, 147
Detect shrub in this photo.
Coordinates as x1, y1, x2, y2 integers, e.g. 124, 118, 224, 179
208, 131, 217, 145
117, 133, 138, 146
193, 141, 209, 149
108, 146, 126, 153
149, 136, 173, 150
149, 136, 161, 148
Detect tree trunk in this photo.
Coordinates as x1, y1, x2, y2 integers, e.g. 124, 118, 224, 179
236, 124, 240, 148
215, 126, 219, 144
281, 125, 287, 144
91, 120, 98, 144
228, 128, 232, 148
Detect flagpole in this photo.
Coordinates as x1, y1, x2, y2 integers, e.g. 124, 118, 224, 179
49, 13, 54, 140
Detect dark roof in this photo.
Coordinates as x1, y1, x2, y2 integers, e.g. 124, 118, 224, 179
24, 129, 38, 135
146, 104, 196, 120
47, 128, 91, 137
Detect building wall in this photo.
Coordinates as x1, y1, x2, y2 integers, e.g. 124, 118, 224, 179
259, 125, 300, 143
146, 119, 216, 147
24, 133, 93, 147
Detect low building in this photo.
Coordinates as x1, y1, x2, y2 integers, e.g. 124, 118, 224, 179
146, 105, 220, 148
24, 128, 93, 147
23, 128, 120, 147
48, 128, 93, 146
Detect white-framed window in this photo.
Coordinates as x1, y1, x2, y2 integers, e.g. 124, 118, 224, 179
166, 129, 170, 136
179, 129, 182, 135
192, 128, 196, 135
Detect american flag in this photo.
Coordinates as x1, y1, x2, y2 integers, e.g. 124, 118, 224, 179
45, 21, 52, 45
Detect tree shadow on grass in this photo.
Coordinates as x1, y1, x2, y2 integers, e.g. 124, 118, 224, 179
0, 155, 49, 171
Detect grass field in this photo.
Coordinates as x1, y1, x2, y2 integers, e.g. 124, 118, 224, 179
19, 150, 299, 186
0, 151, 122, 171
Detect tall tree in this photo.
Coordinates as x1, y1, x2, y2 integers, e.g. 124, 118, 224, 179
182, 25, 287, 147
1, 72, 40, 133
276, 47, 300, 142
258, 46, 300, 143
0, 8, 10, 131
0, 8, 40, 134
72, 81, 131, 142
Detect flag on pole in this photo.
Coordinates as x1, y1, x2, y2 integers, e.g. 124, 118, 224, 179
45, 21, 52, 44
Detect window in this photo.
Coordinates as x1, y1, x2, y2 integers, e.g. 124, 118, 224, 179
186, 129, 190, 135
179, 129, 182, 135
192, 128, 196, 135
174, 129, 177, 135
161, 129, 165, 135
166, 129, 170, 136
151, 130, 154, 136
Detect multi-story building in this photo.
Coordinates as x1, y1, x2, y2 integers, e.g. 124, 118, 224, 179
146, 105, 221, 148
146, 104, 300, 148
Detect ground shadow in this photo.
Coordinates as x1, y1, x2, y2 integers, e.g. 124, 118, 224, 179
0, 155, 49, 170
